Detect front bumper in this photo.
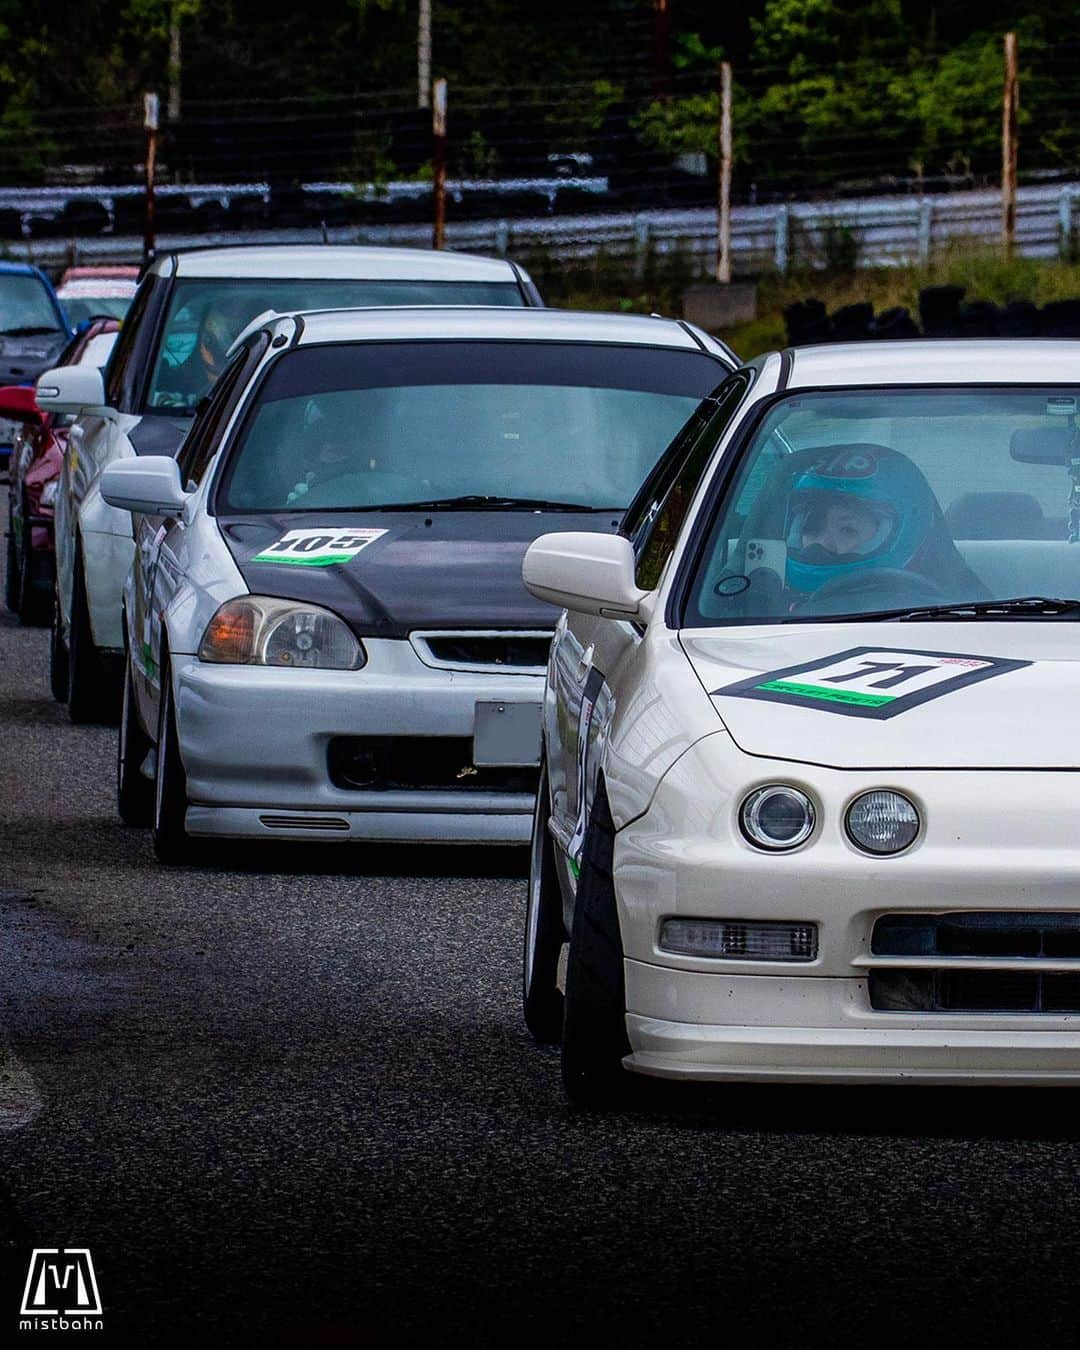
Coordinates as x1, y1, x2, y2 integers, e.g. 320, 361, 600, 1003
614, 734, 1080, 1084
174, 641, 542, 844
624, 966, 1080, 1083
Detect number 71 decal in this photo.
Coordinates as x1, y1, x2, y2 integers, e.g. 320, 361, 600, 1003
714, 646, 1030, 719
252, 527, 387, 568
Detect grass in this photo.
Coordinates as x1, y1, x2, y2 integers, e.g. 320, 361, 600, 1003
524, 244, 1080, 360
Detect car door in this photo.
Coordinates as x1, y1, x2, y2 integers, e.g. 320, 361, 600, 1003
134, 335, 270, 735
547, 371, 755, 885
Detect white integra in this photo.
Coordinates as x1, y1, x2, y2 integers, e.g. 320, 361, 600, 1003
523, 340, 1080, 1106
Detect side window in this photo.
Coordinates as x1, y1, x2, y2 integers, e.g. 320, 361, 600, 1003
104, 276, 158, 410
177, 334, 269, 489
631, 372, 751, 590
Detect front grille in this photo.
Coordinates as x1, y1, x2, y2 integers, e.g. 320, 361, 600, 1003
870, 913, 1080, 1013
328, 736, 538, 793
871, 969, 1080, 1013
873, 912, 1080, 959
412, 630, 552, 671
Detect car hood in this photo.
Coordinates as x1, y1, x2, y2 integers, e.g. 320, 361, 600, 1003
681, 621, 1080, 769
0, 330, 68, 383
218, 508, 620, 638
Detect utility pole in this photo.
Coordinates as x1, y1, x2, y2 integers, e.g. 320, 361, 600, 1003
432, 77, 447, 249
652, 0, 671, 99
716, 61, 733, 284
418, 0, 432, 109
1002, 30, 1019, 259
144, 92, 160, 266
167, 2, 182, 123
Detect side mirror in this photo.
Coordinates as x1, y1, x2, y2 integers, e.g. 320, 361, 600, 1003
100, 456, 189, 516
523, 532, 651, 619
35, 364, 107, 416
0, 384, 44, 425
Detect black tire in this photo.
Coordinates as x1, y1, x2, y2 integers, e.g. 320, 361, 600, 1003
523, 762, 567, 1045
49, 584, 69, 702
67, 551, 117, 724
560, 777, 632, 1109
117, 650, 154, 827
152, 657, 191, 864
16, 499, 48, 625
4, 509, 18, 613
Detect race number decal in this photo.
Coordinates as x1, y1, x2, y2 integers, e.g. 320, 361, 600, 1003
251, 527, 387, 568
713, 646, 1030, 720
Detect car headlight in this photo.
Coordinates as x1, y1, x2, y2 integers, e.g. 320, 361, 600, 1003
739, 785, 815, 851
845, 790, 920, 855
198, 597, 366, 670
39, 479, 58, 507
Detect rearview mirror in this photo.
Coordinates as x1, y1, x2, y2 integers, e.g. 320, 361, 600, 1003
523, 532, 650, 619
1011, 427, 1075, 464
0, 384, 43, 425
100, 456, 189, 516
35, 364, 108, 416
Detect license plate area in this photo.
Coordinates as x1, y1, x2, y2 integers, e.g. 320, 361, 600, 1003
473, 700, 542, 767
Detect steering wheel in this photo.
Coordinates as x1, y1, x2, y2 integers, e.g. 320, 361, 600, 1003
795, 567, 945, 615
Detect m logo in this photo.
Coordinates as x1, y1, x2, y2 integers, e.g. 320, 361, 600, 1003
20, 1249, 101, 1316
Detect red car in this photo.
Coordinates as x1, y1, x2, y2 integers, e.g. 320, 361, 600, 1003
3, 317, 119, 624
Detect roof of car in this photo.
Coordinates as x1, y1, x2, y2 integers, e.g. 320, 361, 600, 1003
157, 244, 526, 283
785, 339, 1080, 386
284, 304, 730, 353
0, 260, 51, 280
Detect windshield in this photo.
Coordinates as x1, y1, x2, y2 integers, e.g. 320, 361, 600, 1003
0, 275, 63, 334
60, 295, 134, 326
218, 341, 722, 513
146, 277, 528, 414
683, 387, 1080, 626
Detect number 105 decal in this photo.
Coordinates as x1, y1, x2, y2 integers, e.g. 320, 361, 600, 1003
714, 646, 1030, 719
251, 527, 388, 568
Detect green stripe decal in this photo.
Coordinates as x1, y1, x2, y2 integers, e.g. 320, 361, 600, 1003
755, 679, 896, 707
568, 858, 581, 879
250, 553, 352, 567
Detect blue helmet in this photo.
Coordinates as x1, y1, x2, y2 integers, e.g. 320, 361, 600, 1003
784, 444, 936, 593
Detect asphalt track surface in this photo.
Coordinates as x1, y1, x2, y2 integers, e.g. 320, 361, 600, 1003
2, 508, 1080, 1347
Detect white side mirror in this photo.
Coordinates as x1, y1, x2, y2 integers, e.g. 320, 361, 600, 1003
523, 531, 651, 619
100, 456, 189, 516
35, 364, 108, 416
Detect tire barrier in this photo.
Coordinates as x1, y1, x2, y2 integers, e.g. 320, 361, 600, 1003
785, 287, 1080, 345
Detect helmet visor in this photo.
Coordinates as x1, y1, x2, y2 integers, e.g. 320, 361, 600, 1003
786, 488, 899, 566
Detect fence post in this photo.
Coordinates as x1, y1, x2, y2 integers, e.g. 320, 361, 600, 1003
917, 199, 933, 265
1060, 188, 1073, 261
716, 60, 733, 283
494, 219, 510, 256
633, 215, 651, 280
143, 92, 159, 266
432, 77, 447, 250
774, 203, 790, 274
1002, 31, 1019, 259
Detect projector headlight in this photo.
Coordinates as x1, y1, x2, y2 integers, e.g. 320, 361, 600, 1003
739, 785, 815, 851
199, 596, 365, 670
845, 790, 920, 855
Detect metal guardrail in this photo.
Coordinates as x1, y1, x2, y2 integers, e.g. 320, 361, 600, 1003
6, 180, 1080, 275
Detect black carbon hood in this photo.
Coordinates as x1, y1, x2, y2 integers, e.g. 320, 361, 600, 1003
217, 508, 622, 638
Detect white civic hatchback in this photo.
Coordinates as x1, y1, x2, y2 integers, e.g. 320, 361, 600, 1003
99, 306, 733, 862
523, 340, 1080, 1105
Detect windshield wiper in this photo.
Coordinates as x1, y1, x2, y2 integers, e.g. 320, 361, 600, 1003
359, 495, 612, 513
0, 325, 61, 337
791, 595, 1080, 624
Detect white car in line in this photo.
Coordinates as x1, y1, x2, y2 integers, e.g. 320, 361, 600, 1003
523, 339, 1080, 1104
37, 243, 542, 723
98, 305, 734, 862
